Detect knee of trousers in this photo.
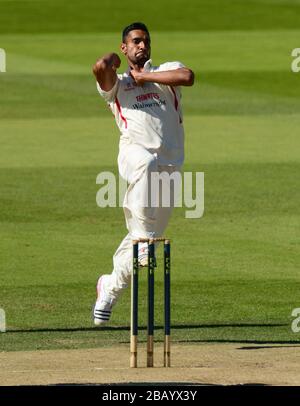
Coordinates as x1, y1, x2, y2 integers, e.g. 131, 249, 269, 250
113, 251, 133, 275
140, 154, 158, 175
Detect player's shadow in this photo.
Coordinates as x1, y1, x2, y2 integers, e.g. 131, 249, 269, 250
6, 322, 290, 334
237, 345, 300, 350
6, 323, 300, 345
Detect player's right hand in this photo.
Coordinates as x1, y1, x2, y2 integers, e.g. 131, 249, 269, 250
111, 53, 121, 71
93, 53, 121, 76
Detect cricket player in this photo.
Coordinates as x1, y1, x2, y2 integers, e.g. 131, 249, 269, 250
92, 22, 194, 324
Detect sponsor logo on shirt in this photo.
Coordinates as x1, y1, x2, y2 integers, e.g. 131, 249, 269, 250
133, 92, 166, 110
136, 93, 160, 102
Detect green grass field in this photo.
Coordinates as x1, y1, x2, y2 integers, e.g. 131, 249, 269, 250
0, 0, 300, 352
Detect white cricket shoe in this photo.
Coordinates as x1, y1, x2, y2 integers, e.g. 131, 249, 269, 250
138, 242, 157, 267
93, 275, 115, 326
138, 242, 149, 267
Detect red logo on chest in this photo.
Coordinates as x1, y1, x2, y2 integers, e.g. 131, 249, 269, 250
136, 93, 160, 102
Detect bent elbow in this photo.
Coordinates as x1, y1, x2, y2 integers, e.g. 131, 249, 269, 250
180, 68, 194, 86
186, 69, 195, 86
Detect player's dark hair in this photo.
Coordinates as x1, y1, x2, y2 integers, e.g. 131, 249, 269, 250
122, 22, 150, 43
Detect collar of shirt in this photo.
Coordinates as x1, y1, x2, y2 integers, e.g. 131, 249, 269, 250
125, 59, 153, 76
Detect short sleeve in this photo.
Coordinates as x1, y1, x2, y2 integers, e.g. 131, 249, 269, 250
96, 78, 119, 103
156, 61, 185, 72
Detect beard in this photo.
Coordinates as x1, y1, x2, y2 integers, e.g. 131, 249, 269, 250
130, 50, 150, 67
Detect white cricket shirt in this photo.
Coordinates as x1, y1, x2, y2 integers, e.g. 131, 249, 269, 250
97, 59, 185, 166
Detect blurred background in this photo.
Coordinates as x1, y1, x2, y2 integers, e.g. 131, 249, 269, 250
0, 0, 299, 351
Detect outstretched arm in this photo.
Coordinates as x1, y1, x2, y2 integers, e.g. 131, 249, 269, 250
92, 53, 121, 91
130, 67, 194, 87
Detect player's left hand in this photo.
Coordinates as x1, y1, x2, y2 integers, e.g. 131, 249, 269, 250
130, 70, 145, 86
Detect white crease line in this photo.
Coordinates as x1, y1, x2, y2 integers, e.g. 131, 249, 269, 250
5, 368, 97, 374
4, 366, 206, 373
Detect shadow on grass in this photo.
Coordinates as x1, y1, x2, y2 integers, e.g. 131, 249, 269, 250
5, 324, 300, 345
51, 382, 268, 386
238, 345, 300, 350
51, 381, 219, 386
7, 322, 288, 334
176, 339, 300, 345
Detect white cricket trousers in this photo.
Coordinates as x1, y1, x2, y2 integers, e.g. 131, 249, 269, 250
104, 143, 180, 300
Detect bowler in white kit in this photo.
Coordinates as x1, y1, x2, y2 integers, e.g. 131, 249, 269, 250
92, 22, 194, 324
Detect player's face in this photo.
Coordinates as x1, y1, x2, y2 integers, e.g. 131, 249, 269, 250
121, 30, 151, 67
